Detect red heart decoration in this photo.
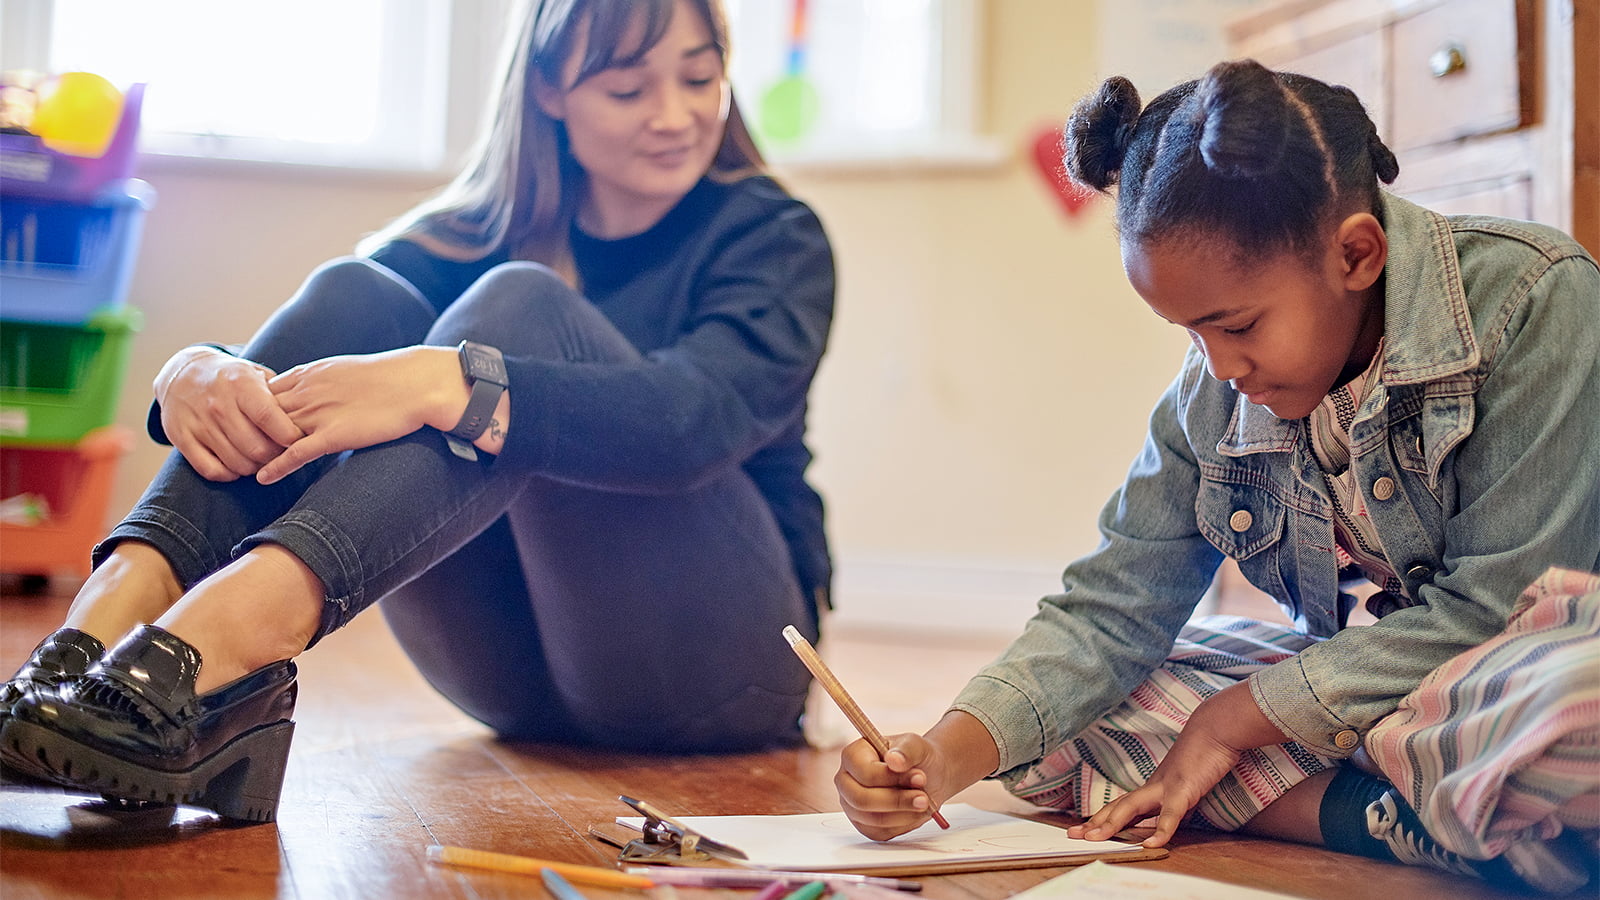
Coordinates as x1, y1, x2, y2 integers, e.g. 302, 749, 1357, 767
1030, 123, 1096, 218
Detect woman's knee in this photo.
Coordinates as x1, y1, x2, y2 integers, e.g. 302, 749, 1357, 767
250, 257, 437, 365
431, 262, 575, 335
427, 262, 631, 361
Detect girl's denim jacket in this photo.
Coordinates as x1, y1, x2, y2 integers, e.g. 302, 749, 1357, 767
955, 195, 1600, 777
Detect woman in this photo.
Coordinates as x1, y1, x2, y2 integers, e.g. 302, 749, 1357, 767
1, 0, 834, 824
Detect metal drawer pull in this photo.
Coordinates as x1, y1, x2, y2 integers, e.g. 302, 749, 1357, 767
1430, 42, 1467, 78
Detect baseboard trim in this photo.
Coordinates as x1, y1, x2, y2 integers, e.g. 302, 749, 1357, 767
827, 555, 1063, 642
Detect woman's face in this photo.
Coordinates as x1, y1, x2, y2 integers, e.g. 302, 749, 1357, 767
1123, 231, 1381, 421
541, 0, 729, 238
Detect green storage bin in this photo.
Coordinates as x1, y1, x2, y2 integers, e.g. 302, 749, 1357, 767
0, 306, 141, 445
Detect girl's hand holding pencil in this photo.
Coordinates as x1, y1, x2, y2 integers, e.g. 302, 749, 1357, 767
792, 626, 1004, 841
786, 626, 1003, 842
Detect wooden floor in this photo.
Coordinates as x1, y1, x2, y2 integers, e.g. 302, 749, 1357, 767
0, 578, 1526, 900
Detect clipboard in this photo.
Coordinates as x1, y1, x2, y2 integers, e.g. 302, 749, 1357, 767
586, 799, 1168, 877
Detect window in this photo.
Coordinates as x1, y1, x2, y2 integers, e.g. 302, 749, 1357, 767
2, 0, 989, 172
726, 0, 994, 166
4, 0, 505, 172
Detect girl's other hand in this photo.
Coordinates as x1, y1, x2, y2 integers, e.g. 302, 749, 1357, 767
1068, 681, 1283, 848
1067, 724, 1241, 848
258, 346, 459, 485
154, 346, 304, 482
835, 710, 1000, 841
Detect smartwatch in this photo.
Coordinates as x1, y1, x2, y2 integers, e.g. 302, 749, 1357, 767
444, 341, 508, 461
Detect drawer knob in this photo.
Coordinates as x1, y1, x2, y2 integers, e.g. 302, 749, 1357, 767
1430, 42, 1467, 78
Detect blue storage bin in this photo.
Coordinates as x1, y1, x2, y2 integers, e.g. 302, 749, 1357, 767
0, 178, 155, 324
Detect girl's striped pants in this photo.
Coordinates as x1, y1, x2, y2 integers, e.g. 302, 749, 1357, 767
1007, 567, 1599, 866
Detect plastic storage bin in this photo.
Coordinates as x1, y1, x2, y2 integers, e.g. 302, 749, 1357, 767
0, 307, 142, 446
0, 83, 145, 201
0, 425, 132, 578
0, 179, 155, 324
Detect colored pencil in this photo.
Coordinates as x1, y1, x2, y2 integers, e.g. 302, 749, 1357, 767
426, 845, 653, 890
623, 866, 921, 891
541, 867, 594, 900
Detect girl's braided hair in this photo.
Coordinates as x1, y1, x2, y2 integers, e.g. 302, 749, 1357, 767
1066, 59, 1398, 259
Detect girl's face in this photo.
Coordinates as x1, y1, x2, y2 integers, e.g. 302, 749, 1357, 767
540, 0, 729, 238
1123, 221, 1386, 421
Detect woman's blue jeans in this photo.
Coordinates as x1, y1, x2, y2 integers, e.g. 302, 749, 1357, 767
98, 258, 818, 752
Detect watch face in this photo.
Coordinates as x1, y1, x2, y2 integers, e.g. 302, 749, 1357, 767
464, 343, 508, 384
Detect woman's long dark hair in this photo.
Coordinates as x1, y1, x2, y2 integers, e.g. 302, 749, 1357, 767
360, 0, 764, 265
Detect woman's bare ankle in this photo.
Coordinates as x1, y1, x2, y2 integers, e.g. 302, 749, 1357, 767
155, 546, 324, 694
60, 541, 184, 647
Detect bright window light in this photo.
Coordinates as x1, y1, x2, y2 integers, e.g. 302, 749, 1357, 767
42, 0, 453, 170
725, 0, 987, 164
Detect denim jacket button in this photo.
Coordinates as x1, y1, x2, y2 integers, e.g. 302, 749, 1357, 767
1229, 510, 1253, 532
1334, 729, 1360, 751
1372, 476, 1396, 501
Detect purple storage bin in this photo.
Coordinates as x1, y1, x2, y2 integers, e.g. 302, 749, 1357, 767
0, 179, 156, 324
0, 83, 145, 202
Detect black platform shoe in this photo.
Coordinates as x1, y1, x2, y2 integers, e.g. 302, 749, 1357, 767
0, 628, 106, 715
0, 628, 106, 781
2, 625, 298, 823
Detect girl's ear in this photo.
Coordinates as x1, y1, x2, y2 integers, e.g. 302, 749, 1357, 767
1337, 213, 1387, 292
533, 74, 566, 121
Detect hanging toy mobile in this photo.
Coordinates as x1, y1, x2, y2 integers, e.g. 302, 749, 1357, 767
757, 0, 820, 145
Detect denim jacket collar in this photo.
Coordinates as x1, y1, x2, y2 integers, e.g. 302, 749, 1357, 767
1378, 195, 1480, 385
1219, 194, 1478, 460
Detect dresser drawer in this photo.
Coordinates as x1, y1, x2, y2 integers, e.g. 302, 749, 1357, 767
1389, 0, 1528, 151
1402, 176, 1534, 219
1272, 30, 1390, 139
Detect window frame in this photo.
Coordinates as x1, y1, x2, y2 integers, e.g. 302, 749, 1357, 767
3, 0, 507, 177
2, 0, 999, 177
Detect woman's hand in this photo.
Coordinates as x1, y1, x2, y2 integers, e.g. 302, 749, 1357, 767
1068, 681, 1285, 848
836, 710, 999, 841
257, 346, 462, 484
153, 346, 304, 482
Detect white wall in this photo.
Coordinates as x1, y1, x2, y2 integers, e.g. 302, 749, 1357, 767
96, 0, 1202, 639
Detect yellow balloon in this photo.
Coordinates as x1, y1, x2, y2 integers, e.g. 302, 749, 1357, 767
32, 71, 123, 158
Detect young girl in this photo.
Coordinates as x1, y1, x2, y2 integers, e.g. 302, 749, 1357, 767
832, 60, 1598, 893
0, 0, 834, 822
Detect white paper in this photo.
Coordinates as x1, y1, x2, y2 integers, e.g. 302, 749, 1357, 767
1011, 860, 1305, 899
617, 803, 1144, 872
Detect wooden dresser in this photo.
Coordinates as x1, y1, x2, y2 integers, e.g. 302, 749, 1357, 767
1226, 0, 1598, 255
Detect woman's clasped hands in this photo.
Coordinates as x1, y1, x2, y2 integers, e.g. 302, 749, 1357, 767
155, 345, 466, 486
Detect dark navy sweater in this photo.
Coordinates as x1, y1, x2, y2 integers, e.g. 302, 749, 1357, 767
369, 175, 836, 607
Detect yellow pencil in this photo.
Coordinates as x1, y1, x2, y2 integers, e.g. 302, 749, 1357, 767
426, 845, 655, 890
782, 625, 951, 829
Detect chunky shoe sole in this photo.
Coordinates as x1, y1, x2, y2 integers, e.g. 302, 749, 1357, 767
1, 728, 62, 784
2, 717, 295, 823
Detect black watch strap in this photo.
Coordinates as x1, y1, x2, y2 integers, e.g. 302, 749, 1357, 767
445, 341, 507, 461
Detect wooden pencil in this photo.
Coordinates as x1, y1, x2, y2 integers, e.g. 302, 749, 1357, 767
782, 625, 951, 829
426, 845, 655, 889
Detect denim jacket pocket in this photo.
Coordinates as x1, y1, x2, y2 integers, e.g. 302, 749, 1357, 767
1196, 463, 1288, 562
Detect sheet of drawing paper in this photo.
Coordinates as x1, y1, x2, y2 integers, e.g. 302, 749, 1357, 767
1011, 860, 1302, 899
616, 804, 1144, 871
